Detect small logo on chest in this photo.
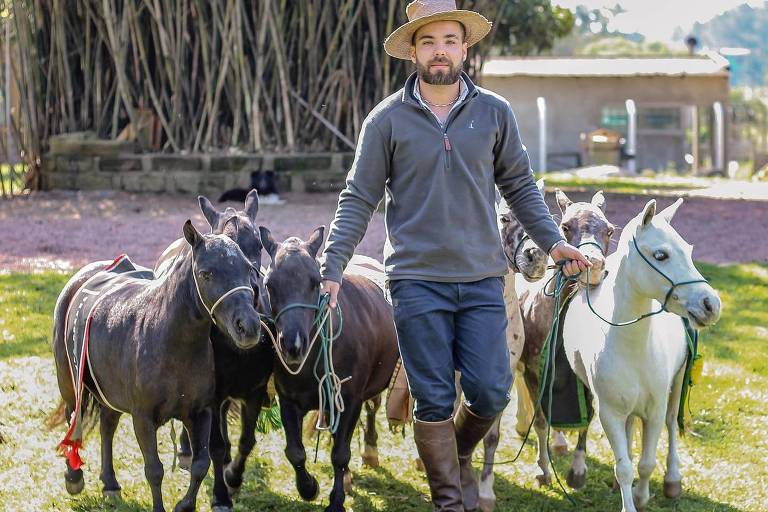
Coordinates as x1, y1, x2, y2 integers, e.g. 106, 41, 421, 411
469, 120, 475, 129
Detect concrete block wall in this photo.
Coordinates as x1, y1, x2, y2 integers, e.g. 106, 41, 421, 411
40, 152, 354, 195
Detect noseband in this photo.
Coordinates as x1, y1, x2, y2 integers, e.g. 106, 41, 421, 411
505, 233, 530, 273
579, 237, 708, 326
192, 266, 254, 326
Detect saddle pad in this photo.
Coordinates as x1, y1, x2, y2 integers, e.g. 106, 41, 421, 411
58, 255, 154, 469
539, 296, 594, 430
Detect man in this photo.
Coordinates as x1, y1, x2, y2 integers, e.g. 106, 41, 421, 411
320, 1, 589, 510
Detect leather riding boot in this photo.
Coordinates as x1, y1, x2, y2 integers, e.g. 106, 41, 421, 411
455, 404, 498, 511
413, 417, 464, 512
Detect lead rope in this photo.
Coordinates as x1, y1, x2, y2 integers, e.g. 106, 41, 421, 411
259, 294, 348, 439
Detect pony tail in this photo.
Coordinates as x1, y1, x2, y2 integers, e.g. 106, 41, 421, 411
46, 390, 101, 435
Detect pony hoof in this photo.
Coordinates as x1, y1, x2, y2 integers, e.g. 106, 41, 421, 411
173, 501, 195, 512
225, 482, 241, 497
102, 489, 122, 500
212, 506, 233, 512
478, 496, 496, 512
297, 474, 320, 501
414, 457, 425, 472
178, 453, 192, 472
223, 466, 243, 491
343, 471, 353, 494
362, 445, 379, 468
64, 470, 85, 495
535, 474, 552, 487
664, 480, 682, 499
566, 469, 586, 490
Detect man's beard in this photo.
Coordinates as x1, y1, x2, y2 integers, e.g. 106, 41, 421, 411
416, 57, 462, 85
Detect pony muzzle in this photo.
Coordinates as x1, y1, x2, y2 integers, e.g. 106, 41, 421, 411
684, 288, 721, 328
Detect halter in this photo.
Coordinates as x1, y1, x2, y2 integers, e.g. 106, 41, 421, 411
582, 237, 709, 327
261, 293, 349, 434
505, 233, 530, 273
191, 266, 254, 327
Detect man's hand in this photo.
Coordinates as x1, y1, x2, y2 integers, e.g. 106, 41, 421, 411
550, 242, 591, 277
321, 280, 341, 308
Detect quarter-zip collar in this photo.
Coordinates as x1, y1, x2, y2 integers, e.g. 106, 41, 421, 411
401, 71, 479, 113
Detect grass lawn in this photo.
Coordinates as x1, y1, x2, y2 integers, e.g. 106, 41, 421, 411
539, 172, 713, 196
0, 263, 766, 511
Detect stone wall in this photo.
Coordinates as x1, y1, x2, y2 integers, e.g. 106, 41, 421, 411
40, 152, 355, 195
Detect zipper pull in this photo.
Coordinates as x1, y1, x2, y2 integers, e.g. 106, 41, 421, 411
443, 133, 452, 151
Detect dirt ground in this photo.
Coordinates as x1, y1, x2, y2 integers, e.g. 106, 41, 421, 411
0, 189, 766, 272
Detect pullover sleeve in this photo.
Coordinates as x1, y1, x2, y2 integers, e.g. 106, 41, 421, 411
320, 116, 389, 283
493, 105, 564, 253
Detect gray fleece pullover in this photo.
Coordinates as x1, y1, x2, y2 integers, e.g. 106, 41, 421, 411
320, 72, 563, 284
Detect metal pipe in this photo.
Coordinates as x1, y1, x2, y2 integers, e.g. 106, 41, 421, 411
713, 101, 724, 171
625, 99, 637, 173
537, 96, 546, 172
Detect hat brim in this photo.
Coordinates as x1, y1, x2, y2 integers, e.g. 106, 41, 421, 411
384, 10, 492, 60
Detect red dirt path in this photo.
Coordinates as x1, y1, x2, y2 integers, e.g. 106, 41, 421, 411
0, 190, 765, 273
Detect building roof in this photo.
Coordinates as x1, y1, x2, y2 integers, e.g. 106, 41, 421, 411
482, 53, 730, 78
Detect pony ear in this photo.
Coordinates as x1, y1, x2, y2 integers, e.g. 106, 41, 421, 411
198, 195, 220, 231
244, 189, 259, 222
183, 220, 202, 247
535, 178, 545, 195
555, 189, 572, 215
640, 199, 657, 228
591, 190, 606, 212
222, 215, 239, 239
305, 226, 326, 258
659, 198, 684, 224
259, 226, 278, 261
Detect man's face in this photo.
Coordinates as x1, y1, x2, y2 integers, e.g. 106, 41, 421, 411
410, 20, 468, 86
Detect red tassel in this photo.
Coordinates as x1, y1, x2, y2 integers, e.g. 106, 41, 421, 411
58, 439, 84, 471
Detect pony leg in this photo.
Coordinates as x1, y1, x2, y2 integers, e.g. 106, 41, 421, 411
600, 410, 635, 512
533, 408, 552, 487
478, 415, 502, 512
132, 416, 166, 512
327, 401, 363, 512
362, 396, 380, 468
664, 366, 685, 499
210, 401, 234, 512
566, 429, 588, 490
225, 393, 265, 492
177, 428, 192, 471
281, 399, 319, 501
173, 408, 213, 512
61, 402, 86, 496
99, 407, 123, 498
552, 430, 569, 456
514, 369, 533, 438
633, 417, 664, 510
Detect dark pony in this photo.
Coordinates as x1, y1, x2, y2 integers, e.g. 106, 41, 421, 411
52, 220, 262, 512
260, 226, 399, 512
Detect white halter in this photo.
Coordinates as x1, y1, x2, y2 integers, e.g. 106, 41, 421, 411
192, 268, 254, 326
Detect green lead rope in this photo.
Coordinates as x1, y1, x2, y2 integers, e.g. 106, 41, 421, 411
678, 318, 700, 431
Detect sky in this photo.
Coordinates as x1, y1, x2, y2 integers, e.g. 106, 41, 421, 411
554, 0, 767, 43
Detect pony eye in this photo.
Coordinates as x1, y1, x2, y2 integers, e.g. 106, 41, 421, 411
654, 250, 668, 261
500, 216, 510, 224
199, 270, 213, 281
561, 225, 570, 233
607, 226, 615, 236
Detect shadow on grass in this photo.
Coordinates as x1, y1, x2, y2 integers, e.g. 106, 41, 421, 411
488, 454, 747, 512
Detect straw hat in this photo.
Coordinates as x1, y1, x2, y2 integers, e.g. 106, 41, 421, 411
384, 0, 492, 60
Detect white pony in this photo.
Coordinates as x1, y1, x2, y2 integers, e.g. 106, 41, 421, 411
563, 198, 721, 512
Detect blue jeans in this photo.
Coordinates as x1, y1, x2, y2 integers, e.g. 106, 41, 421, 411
389, 277, 513, 422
